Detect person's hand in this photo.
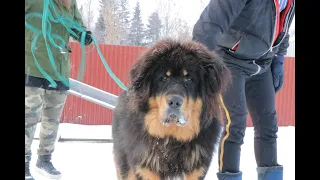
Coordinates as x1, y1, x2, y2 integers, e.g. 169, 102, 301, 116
84, 31, 93, 45
271, 55, 284, 93
71, 28, 93, 46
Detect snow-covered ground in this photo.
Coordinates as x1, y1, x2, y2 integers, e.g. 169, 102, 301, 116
30, 123, 295, 180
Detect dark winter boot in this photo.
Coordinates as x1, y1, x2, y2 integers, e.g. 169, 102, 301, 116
217, 171, 242, 180
25, 162, 35, 180
35, 155, 61, 179
257, 165, 283, 180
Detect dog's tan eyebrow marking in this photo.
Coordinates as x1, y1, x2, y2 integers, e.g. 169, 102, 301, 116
183, 70, 188, 76
166, 71, 171, 77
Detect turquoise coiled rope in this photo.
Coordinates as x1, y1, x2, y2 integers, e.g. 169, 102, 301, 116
25, 0, 128, 90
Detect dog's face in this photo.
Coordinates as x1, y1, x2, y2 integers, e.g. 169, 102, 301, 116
129, 39, 230, 141
149, 58, 202, 127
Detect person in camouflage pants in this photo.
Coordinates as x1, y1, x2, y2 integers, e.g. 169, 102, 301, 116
25, 0, 92, 179
25, 87, 67, 178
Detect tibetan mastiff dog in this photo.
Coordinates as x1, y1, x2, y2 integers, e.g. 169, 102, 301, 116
112, 39, 231, 180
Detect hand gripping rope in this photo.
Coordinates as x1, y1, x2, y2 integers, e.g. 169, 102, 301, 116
25, 0, 128, 90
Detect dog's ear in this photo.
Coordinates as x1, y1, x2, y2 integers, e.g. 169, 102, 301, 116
189, 44, 230, 122
128, 48, 155, 111
202, 53, 231, 121
129, 39, 177, 102
203, 55, 231, 95
129, 58, 150, 92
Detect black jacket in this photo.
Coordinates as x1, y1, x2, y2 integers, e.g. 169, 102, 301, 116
193, 0, 295, 62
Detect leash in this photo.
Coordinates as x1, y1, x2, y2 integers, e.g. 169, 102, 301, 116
25, 0, 128, 91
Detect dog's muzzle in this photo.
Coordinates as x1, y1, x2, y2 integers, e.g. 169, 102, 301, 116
162, 95, 187, 126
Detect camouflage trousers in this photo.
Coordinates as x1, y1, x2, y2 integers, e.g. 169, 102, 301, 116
25, 86, 67, 163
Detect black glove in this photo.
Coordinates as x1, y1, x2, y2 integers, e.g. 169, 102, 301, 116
84, 31, 93, 45
271, 55, 285, 93
71, 28, 93, 46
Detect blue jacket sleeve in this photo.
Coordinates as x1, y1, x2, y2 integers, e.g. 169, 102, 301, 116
276, 33, 290, 56
192, 0, 248, 51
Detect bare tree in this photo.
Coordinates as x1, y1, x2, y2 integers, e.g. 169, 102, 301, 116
100, 0, 122, 44
175, 19, 193, 41
155, 0, 182, 39
84, 0, 94, 31
76, 0, 94, 31
153, 0, 197, 41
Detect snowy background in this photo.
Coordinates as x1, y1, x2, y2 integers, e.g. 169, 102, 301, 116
30, 124, 295, 180
28, 1, 295, 179
74, 0, 295, 49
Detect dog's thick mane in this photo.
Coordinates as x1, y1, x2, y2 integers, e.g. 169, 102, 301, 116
127, 39, 231, 124
113, 39, 231, 179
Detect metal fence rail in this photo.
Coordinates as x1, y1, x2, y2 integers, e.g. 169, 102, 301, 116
57, 79, 118, 142
68, 78, 118, 110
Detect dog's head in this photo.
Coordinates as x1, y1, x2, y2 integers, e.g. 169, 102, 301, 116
128, 39, 231, 141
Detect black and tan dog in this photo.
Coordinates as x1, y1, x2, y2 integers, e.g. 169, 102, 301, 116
112, 39, 231, 180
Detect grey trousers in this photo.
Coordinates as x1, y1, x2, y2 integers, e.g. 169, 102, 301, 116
25, 86, 67, 162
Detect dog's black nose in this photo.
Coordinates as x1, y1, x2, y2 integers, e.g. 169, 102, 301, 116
167, 95, 183, 108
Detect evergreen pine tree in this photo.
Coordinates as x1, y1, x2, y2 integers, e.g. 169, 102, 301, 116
128, 1, 145, 46
93, 0, 107, 44
145, 11, 162, 45
117, 0, 131, 45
